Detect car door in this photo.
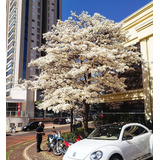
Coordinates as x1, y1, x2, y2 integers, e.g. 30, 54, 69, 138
30, 123, 35, 129
121, 125, 148, 160
33, 122, 38, 129
133, 126, 151, 155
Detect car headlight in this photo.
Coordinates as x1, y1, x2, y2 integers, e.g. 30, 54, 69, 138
90, 151, 103, 160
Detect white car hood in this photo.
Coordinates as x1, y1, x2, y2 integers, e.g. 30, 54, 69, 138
65, 139, 117, 159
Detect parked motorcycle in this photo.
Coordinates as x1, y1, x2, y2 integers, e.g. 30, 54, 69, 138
10, 125, 16, 133
47, 127, 67, 155
53, 131, 66, 156
47, 127, 82, 156
47, 127, 57, 152
53, 133, 82, 156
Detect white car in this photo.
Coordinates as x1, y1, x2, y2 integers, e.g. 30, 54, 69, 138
63, 123, 153, 160
74, 116, 83, 122
65, 117, 71, 123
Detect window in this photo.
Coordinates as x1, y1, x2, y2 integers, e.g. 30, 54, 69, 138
37, 14, 40, 20
37, 28, 40, 33
36, 69, 39, 75
37, 41, 40, 46
138, 126, 148, 135
37, 34, 40, 39
38, 2, 40, 6
32, 19, 35, 22
10, 123, 15, 127
37, 21, 40, 26
123, 125, 148, 139
18, 123, 23, 127
38, 8, 41, 13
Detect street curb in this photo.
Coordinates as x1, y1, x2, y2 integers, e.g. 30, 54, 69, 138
23, 142, 37, 160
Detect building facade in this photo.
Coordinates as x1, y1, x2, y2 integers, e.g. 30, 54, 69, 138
6, 0, 62, 119
101, 1, 153, 121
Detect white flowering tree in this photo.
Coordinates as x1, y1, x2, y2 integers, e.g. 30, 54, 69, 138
23, 11, 141, 135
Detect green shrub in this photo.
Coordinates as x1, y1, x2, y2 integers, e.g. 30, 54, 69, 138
61, 132, 77, 143
61, 127, 95, 142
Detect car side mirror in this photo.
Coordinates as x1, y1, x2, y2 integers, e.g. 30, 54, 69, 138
123, 135, 133, 140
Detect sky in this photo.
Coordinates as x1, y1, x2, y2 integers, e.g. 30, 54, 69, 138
62, 0, 152, 22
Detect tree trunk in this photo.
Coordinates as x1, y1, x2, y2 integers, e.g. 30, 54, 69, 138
83, 101, 90, 136
70, 108, 73, 132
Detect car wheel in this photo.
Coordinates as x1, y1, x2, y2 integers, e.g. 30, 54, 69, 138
109, 154, 122, 160
27, 128, 30, 131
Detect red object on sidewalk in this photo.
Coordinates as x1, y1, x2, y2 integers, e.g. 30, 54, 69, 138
76, 135, 82, 142
18, 103, 21, 117
64, 140, 72, 147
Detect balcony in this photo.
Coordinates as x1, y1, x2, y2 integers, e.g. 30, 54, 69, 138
10, 0, 16, 10
6, 79, 13, 86
6, 111, 27, 117
6, 73, 13, 79
8, 37, 15, 46
6, 66, 13, 72
9, 23, 16, 32
7, 44, 15, 51
7, 58, 13, 65
8, 30, 15, 39
7, 51, 14, 59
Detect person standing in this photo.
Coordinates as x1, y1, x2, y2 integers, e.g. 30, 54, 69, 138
36, 122, 45, 152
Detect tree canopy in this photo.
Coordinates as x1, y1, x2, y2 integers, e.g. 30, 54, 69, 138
22, 11, 141, 115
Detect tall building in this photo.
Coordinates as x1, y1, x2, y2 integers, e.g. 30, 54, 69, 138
6, 0, 62, 119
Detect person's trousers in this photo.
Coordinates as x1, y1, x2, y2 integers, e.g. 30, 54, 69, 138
37, 137, 42, 151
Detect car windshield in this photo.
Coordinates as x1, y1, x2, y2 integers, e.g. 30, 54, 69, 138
87, 125, 122, 140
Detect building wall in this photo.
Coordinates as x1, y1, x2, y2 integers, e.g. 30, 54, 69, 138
122, 1, 153, 121
101, 2, 153, 121
6, 0, 62, 119
6, 117, 28, 132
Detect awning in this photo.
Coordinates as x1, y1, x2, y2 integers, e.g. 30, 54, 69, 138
100, 89, 145, 103
6, 99, 26, 103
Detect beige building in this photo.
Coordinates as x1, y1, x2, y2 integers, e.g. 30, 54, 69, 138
101, 1, 153, 121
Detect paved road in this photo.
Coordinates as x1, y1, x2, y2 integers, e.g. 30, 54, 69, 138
6, 124, 70, 160
6, 122, 153, 160
6, 124, 70, 147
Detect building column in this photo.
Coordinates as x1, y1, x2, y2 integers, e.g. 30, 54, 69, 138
140, 37, 153, 121
26, 90, 35, 118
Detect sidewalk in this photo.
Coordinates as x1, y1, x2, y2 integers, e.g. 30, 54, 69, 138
7, 121, 94, 160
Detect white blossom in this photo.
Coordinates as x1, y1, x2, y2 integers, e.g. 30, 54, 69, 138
21, 11, 142, 113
